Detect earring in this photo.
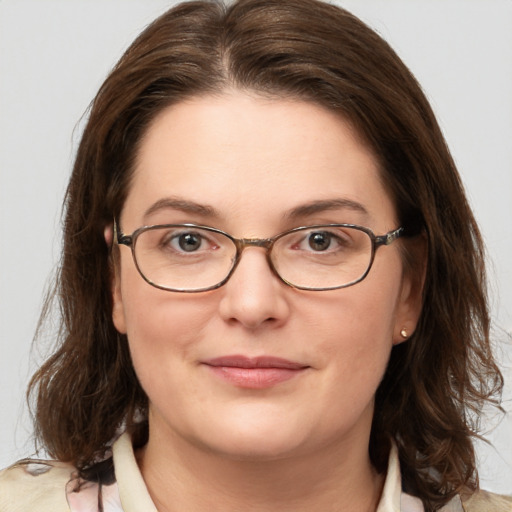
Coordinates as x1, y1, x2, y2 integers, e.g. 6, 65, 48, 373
400, 328, 408, 339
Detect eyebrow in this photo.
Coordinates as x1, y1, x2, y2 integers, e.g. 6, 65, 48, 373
143, 197, 220, 221
143, 196, 369, 223
285, 198, 369, 219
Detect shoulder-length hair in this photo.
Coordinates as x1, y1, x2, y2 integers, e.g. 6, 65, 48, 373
29, 1, 503, 509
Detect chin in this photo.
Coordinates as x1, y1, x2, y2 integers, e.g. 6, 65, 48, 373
186, 413, 313, 462
201, 434, 308, 462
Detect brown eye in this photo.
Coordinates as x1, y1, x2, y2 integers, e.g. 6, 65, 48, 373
308, 232, 331, 251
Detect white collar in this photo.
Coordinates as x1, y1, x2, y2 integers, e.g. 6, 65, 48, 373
113, 433, 158, 512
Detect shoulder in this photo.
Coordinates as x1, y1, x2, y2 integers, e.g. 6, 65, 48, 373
462, 489, 512, 512
0, 459, 73, 512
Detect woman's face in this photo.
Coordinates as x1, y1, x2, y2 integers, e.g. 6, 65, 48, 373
112, 92, 422, 460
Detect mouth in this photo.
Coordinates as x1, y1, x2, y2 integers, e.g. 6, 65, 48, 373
202, 355, 310, 389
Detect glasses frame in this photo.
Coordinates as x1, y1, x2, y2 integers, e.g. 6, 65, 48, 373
114, 221, 405, 293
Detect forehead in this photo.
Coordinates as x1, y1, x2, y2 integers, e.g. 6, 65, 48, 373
124, 92, 396, 232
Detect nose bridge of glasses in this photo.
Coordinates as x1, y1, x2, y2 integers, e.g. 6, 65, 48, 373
236, 238, 274, 251
229, 237, 281, 284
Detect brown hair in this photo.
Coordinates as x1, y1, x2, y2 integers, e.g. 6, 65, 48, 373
29, 0, 503, 509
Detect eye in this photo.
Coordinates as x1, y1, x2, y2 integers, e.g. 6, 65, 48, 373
287, 228, 352, 254
158, 229, 215, 254
176, 232, 203, 252
138, 226, 226, 261
308, 231, 332, 251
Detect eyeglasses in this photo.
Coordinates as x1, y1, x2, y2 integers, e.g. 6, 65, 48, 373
114, 222, 405, 292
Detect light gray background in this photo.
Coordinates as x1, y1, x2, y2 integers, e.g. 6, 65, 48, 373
1, 0, 511, 493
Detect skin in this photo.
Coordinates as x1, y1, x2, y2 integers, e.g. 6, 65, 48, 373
111, 91, 424, 511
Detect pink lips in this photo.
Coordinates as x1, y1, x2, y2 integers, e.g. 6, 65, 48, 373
203, 355, 309, 389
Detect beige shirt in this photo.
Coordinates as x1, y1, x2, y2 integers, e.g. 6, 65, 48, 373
1, 432, 511, 511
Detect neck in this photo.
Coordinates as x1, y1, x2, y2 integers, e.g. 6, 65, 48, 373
137, 422, 384, 512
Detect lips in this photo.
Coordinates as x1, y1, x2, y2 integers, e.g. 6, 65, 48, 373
203, 355, 309, 389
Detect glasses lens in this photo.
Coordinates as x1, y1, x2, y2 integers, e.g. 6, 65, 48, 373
133, 226, 236, 291
271, 225, 373, 289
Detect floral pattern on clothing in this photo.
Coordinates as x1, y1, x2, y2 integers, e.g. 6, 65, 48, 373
65, 458, 123, 512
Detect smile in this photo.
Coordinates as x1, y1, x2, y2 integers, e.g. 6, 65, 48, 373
202, 355, 310, 389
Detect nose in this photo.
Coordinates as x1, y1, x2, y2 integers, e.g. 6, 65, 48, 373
218, 247, 291, 329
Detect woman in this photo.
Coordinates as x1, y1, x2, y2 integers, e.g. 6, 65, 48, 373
0, 0, 510, 511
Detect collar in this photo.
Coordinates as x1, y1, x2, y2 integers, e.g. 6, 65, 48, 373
113, 433, 158, 512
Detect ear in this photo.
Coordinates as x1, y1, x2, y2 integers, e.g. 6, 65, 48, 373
105, 224, 127, 334
393, 235, 427, 345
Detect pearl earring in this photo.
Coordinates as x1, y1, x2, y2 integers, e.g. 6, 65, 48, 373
400, 328, 408, 339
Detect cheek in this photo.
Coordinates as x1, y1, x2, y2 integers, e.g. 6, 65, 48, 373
302, 270, 402, 395
304, 278, 400, 353
118, 269, 216, 385
316, 303, 393, 388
